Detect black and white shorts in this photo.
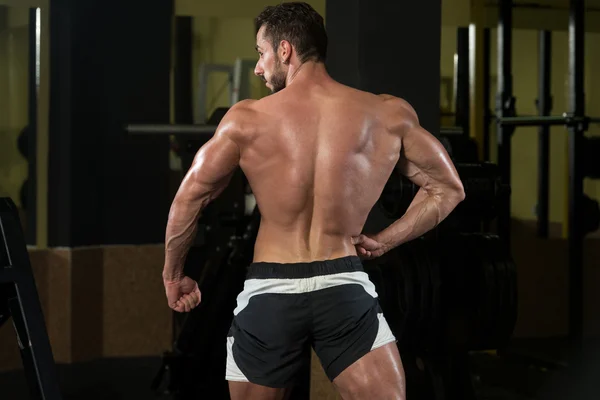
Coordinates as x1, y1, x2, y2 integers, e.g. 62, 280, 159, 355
225, 256, 396, 388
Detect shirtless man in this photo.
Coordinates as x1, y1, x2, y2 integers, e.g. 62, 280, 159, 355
162, 2, 465, 399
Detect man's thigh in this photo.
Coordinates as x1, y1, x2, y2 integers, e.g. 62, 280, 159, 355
229, 381, 289, 400
310, 269, 398, 383
332, 342, 406, 400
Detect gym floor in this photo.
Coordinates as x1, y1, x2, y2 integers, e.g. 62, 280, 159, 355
2, 339, 598, 400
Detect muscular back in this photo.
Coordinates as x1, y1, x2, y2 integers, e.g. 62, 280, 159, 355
167, 77, 461, 269
232, 83, 407, 263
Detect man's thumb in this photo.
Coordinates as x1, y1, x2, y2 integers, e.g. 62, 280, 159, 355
351, 235, 363, 245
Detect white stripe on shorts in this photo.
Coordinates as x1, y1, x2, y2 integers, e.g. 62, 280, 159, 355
225, 336, 249, 382
233, 271, 379, 315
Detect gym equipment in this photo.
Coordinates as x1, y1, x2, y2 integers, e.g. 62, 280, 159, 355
454, 28, 469, 138
498, 115, 600, 127
195, 63, 234, 124
537, 30, 552, 238
0, 198, 63, 400
495, 0, 593, 352
452, 25, 494, 163
195, 58, 257, 124
365, 233, 517, 354
440, 134, 479, 163
378, 162, 509, 231
126, 124, 218, 136
25, 6, 41, 246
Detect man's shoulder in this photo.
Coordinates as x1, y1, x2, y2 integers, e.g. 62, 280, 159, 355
216, 99, 262, 142
218, 99, 261, 125
227, 98, 259, 116
376, 94, 420, 135
378, 94, 417, 117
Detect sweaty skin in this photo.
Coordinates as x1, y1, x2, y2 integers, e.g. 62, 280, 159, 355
162, 84, 465, 281
162, 24, 465, 400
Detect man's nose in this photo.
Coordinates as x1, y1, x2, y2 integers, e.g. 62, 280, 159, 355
254, 63, 263, 77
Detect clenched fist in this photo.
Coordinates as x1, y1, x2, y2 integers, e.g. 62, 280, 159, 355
351, 234, 388, 260
164, 276, 201, 312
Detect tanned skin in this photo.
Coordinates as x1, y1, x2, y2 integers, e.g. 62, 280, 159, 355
163, 25, 465, 400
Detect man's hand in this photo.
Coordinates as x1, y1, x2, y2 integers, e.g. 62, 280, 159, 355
164, 276, 201, 313
352, 234, 388, 260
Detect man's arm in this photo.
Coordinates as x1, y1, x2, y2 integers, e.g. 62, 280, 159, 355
374, 99, 465, 253
162, 109, 244, 281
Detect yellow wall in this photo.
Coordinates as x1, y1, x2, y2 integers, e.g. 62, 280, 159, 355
0, 6, 30, 208
189, 16, 266, 120
0, 2, 48, 246
0, 0, 46, 6
183, 1, 325, 119
0, 9, 8, 173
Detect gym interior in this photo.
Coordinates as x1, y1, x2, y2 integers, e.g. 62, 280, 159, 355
1, 0, 599, 399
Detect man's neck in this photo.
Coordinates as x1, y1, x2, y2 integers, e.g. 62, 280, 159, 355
286, 61, 330, 88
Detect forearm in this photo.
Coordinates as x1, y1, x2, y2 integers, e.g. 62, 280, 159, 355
161, 117, 240, 280
163, 196, 207, 281
376, 187, 462, 252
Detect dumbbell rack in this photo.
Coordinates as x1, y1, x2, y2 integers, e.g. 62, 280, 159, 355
0, 197, 63, 400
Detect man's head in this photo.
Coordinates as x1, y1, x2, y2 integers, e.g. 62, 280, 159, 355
254, 2, 327, 93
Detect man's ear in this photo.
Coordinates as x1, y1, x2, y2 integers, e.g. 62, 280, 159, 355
279, 40, 292, 64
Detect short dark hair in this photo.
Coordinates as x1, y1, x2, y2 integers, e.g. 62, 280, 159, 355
255, 2, 327, 63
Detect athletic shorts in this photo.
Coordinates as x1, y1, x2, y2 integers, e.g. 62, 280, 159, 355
225, 255, 396, 388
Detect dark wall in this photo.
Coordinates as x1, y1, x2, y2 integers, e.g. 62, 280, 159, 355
174, 16, 194, 125
49, 0, 173, 246
325, 0, 442, 135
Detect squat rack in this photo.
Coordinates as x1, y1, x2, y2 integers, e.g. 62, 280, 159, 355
495, 0, 591, 353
